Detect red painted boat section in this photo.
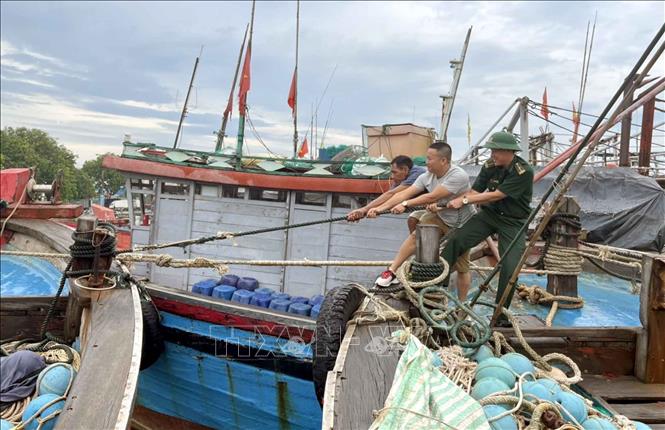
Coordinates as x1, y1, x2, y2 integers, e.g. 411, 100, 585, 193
0, 204, 83, 219
153, 296, 314, 343
0, 168, 31, 204
103, 154, 391, 194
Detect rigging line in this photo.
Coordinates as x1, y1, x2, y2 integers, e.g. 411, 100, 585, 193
529, 100, 645, 129
546, 107, 621, 133
315, 64, 338, 116
578, 19, 591, 112
580, 11, 597, 113
245, 109, 278, 156
527, 109, 585, 135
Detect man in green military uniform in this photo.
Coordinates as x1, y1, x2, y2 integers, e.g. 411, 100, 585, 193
442, 131, 533, 325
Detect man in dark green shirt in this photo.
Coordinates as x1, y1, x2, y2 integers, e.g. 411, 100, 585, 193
442, 131, 534, 325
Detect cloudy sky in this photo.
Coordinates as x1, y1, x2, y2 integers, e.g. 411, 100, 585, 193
1, 1, 663, 165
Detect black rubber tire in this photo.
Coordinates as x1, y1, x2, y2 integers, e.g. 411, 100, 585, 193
140, 298, 165, 370
312, 285, 364, 406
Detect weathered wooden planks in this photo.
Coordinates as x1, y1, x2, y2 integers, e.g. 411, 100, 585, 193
611, 402, 665, 424
322, 297, 409, 430
0, 296, 68, 340
55, 286, 142, 430
578, 375, 665, 401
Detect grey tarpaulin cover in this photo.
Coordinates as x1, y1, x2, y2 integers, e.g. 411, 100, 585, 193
462, 166, 665, 252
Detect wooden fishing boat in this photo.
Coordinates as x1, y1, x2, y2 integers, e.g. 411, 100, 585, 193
0, 168, 143, 430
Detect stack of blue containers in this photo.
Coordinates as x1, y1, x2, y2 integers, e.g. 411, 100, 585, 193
192, 275, 327, 319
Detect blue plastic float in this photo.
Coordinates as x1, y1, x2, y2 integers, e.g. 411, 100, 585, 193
212, 284, 236, 300
231, 289, 254, 304
192, 279, 218, 296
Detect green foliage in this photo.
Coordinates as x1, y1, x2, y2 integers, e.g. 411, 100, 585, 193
0, 127, 108, 201
81, 153, 126, 196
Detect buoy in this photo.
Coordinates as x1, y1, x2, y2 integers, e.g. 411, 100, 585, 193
473, 345, 495, 363
249, 293, 272, 308
309, 294, 324, 306
631, 421, 652, 430
581, 417, 617, 430
522, 380, 557, 403
237, 277, 259, 291
556, 391, 587, 424
311, 304, 321, 319
212, 284, 236, 300
291, 296, 309, 305
37, 363, 76, 397
268, 299, 291, 312
220, 274, 240, 287
231, 289, 254, 304
255, 287, 274, 296
273, 293, 291, 301
500, 353, 535, 376
288, 302, 312, 316
22, 394, 65, 430
191, 279, 217, 296
471, 377, 510, 400
1, 419, 12, 430
536, 378, 562, 399
475, 358, 516, 387
482, 405, 518, 430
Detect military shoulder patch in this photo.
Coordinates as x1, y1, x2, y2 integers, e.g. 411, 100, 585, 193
515, 162, 526, 175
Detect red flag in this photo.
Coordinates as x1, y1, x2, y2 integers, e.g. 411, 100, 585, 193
238, 43, 252, 114
540, 87, 549, 120
297, 137, 309, 158
287, 69, 297, 116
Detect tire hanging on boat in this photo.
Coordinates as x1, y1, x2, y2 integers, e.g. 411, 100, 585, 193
139, 297, 165, 370
312, 285, 364, 406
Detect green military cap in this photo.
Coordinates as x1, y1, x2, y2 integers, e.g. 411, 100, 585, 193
483, 131, 521, 151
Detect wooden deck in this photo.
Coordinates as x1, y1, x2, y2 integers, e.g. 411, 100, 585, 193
321, 296, 409, 430
578, 375, 665, 427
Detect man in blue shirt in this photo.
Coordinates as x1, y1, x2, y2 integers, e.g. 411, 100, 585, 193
347, 155, 426, 225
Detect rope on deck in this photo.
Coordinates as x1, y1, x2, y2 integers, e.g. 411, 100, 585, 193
516, 284, 584, 327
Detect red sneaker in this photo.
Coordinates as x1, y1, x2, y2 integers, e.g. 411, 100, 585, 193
375, 269, 399, 287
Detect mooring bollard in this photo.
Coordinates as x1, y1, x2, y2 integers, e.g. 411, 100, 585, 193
415, 224, 441, 264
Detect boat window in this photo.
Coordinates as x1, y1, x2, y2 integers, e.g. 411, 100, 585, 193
295, 192, 327, 206
333, 194, 376, 209
195, 184, 219, 197
130, 178, 155, 191
248, 188, 287, 202
131, 193, 155, 226
221, 185, 246, 199
161, 182, 190, 195
332, 194, 353, 209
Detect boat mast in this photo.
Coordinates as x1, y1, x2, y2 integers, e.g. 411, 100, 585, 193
216, 24, 249, 153
292, 0, 300, 158
173, 48, 202, 149
236, 0, 256, 165
439, 26, 472, 142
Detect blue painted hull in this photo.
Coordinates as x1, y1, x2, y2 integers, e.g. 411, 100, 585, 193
137, 312, 322, 430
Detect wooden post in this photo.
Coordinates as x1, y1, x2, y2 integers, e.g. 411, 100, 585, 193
636, 255, 665, 383
638, 97, 655, 176
68, 212, 115, 305
415, 224, 441, 264
546, 196, 581, 298
619, 79, 634, 167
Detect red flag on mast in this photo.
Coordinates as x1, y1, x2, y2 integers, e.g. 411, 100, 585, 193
297, 137, 309, 158
288, 69, 297, 116
540, 87, 550, 120
238, 43, 252, 114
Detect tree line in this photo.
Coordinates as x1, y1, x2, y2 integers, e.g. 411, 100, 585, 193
0, 127, 125, 202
